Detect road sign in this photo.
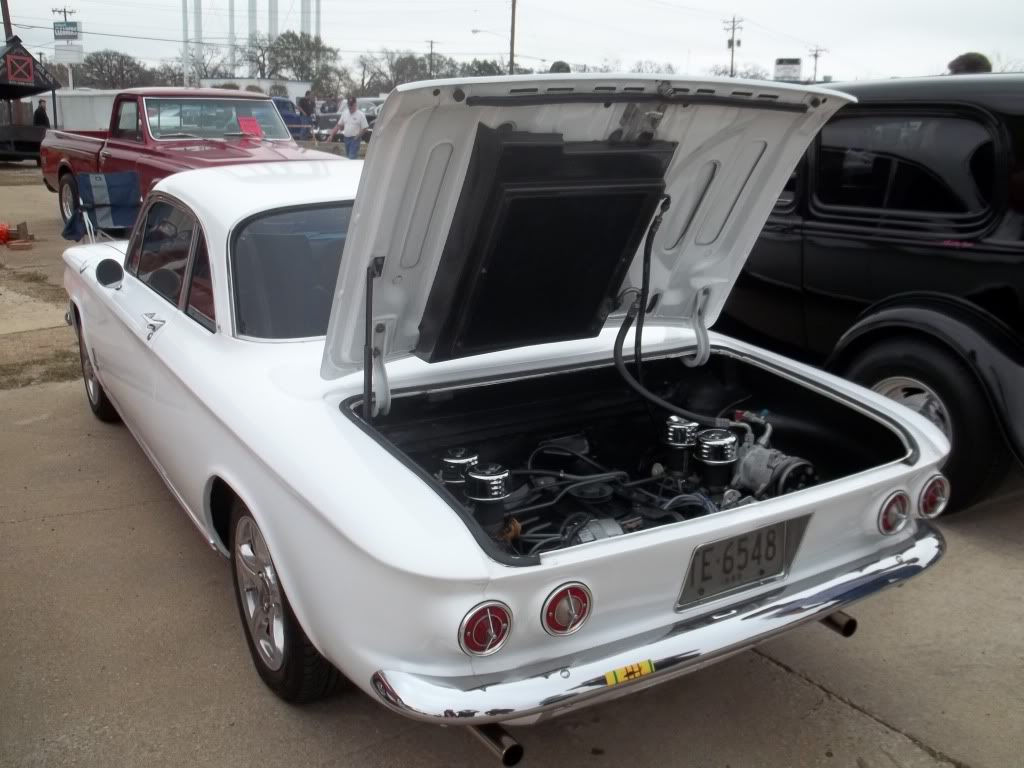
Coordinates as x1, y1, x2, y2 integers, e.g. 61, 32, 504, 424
54, 43, 85, 65
774, 57, 802, 82
53, 21, 81, 41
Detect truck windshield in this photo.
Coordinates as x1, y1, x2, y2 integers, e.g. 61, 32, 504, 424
143, 97, 291, 141
231, 203, 353, 339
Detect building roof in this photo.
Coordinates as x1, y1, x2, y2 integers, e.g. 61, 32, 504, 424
0, 36, 61, 100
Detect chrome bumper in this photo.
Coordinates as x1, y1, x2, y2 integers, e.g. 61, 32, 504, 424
371, 523, 944, 725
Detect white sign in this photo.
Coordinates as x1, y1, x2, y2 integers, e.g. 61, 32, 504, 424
774, 58, 802, 82
53, 21, 81, 40
54, 43, 85, 65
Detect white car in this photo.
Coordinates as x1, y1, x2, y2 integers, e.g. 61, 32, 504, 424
63, 75, 947, 765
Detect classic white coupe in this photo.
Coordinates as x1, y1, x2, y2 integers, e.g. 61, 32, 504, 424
63, 75, 947, 765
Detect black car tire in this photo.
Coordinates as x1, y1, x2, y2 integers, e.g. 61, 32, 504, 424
59, 172, 78, 224
229, 498, 342, 703
844, 337, 1008, 513
77, 319, 120, 423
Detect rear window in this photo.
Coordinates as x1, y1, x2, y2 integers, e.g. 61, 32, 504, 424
231, 204, 352, 339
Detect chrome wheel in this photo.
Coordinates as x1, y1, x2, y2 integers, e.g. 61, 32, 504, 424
872, 376, 953, 440
78, 329, 99, 405
60, 181, 76, 221
234, 517, 286, 671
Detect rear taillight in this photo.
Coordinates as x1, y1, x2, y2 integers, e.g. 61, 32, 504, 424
459, 601, 512, 656
878, 491, 911, 535
919, 474, 950, 519
542, 583, 592, 636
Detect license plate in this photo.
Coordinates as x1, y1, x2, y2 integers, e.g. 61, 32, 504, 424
679, 522, 787, 607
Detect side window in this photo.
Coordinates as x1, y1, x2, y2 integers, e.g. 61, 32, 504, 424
813, 113, 996, 229
112, 100, 140, 141
185, 234, 216, 331
136, 201, 196, 305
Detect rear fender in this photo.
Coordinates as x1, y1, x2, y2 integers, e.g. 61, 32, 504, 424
827, 292, 1024, 465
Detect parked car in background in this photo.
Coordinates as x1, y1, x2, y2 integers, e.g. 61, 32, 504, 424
62, 75, 947, 765
271, 95, 314, 140
41, 88, 330, 223
720, 74, 1024, 512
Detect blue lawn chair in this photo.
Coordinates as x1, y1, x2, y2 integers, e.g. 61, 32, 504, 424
62, 171, 143, 243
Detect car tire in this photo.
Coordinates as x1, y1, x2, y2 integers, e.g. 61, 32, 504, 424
229, 498, 341, 703
844, 336, 1008, 513
77, 319, 120, 423
58, 172, 78, 224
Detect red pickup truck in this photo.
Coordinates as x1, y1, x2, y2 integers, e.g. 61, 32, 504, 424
42, 87, 331, 222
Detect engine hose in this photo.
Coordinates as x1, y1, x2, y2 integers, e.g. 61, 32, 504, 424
682, 308, 711, 368
634, 196, 671, 386
613, 301, 736, 430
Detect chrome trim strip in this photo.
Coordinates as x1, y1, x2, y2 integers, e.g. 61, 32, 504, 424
370, 523, 943, 725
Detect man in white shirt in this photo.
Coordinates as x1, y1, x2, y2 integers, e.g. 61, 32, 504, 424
327, 96, 369, 159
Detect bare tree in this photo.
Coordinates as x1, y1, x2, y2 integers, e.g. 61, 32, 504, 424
992, 52, 1024, 72
630, 60, 677, 74
242, 33, 281, 79
573, 58, 621, 73
707, 63, 770, 79
78, 50, 152, 89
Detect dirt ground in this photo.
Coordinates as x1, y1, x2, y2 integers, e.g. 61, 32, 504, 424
1, 168, 1022, 768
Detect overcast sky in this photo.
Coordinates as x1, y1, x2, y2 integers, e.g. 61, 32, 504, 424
10, 0, 1024, 82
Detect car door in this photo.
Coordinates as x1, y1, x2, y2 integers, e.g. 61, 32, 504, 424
719, 168, 806, 354
99, 197, 198, 458
801, 108, 1000, 357
99, 96, 143, 176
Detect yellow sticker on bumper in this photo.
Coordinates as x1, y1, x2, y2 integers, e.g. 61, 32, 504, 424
604, 660, 655, 686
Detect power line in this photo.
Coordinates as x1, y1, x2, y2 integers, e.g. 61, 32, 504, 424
808, 45, 827, 82
51, 5, 77, 22
722, 15, 742, 77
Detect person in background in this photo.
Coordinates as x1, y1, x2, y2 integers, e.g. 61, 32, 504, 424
33, 98, 50, 128
298, 89, 317, 117
327, 96, 369, 160
948, 52, 992, 74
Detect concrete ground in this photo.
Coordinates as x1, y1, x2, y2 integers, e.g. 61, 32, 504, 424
2, 173, 1023, 768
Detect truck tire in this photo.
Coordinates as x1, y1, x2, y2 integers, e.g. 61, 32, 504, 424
229, 498, 342, 703
844, 337, 1008, 513
59, 173, 79, 224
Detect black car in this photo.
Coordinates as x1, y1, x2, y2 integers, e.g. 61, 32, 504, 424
720, 74, 1024, 511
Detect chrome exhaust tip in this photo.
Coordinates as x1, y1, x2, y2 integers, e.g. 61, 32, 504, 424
468, 724, 524, 766
820, 610, 857, 638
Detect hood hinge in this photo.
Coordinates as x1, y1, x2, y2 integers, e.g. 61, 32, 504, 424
362, 256, 386, 420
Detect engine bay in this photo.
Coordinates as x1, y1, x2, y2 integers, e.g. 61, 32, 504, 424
364, 353, 908, 561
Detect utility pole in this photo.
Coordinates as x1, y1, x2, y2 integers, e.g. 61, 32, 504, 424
723, 15, 743, 77
1, 0, 12, 41
181, 0, 190, 87
426, 39, 437, 79
51, 6, 76, 21
808, 46, 827, 82
228, 0, 235, 74
51, 7, 78, 89
509, 0, 516, 75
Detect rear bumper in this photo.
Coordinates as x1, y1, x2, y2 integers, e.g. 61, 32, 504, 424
371, 523, 944, 725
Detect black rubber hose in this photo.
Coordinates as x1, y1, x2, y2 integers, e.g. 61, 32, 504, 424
613, 301, 732, 429
634, 196, 671, 388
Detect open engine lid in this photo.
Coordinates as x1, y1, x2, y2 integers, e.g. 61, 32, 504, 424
322, 74, 851, 379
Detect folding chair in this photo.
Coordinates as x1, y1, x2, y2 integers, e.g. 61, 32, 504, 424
61, 171, 143, 243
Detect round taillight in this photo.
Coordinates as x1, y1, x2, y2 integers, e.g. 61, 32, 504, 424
542, 583, 592, 636
878, 491, 911, 535
919, 474, 950, 519
459, 601, 512, 656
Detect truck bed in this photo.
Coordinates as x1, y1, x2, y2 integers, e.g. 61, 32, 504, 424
40, 130, 106, 190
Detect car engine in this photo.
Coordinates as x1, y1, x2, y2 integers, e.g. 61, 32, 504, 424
435, 410, 816, 557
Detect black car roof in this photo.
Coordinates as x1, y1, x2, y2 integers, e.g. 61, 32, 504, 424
832, 74, 1024, 114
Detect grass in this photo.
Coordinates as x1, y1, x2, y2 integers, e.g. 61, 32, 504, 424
0, 348, 79, 389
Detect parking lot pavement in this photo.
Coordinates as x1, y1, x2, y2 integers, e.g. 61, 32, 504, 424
2, 380, 1022, 768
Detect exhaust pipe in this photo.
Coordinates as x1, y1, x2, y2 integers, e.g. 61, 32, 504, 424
820, 610, 857, 638
469, 724, 524, 766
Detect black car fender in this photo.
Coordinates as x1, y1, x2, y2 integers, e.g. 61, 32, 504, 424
827, 292, 1024, 465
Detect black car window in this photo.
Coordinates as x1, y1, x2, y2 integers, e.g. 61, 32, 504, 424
136, 201, 197, 305
185, 233, 216, 331
231, 203, 353, 339
813, 114, 996, 228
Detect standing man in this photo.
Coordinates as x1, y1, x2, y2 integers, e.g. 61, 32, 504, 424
33, 98, 50, 128
327, 96, 368, 160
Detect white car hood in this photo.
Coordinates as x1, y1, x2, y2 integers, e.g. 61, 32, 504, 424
322, 74, 851, 378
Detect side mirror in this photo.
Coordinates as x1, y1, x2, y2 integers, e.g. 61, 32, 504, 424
96, 258, 124, 290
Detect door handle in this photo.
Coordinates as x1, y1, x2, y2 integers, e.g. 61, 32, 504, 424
143, 312, 165, 339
